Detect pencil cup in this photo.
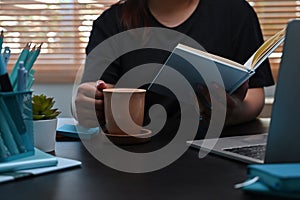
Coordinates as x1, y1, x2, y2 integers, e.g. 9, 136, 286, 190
0, 91, 34, 162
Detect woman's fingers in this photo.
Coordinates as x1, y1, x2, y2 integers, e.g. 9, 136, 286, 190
95, 80, 107, 99
76, 105, 99, 127
75, 81, 106, 128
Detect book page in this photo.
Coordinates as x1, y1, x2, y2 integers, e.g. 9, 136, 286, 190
251, 28, 286, 69
177, 44, 247, 71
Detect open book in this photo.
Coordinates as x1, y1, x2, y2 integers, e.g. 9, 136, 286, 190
149, 28, 285, 94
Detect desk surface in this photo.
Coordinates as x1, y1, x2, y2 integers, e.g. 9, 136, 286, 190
0, 118, 281, 200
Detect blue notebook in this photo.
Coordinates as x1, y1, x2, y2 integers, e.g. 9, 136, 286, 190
0, 148, 58, 173
241, 163, 300, 199
247, 163, 300, 192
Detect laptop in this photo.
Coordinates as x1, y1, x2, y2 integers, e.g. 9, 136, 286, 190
188, 19, 300, 164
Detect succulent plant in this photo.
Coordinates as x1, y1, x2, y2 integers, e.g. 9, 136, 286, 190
32, 94, 61, 120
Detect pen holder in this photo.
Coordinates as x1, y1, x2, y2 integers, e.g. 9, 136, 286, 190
0, 91, 34, 162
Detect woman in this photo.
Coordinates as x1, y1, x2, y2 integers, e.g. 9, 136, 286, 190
74, 0, 274, 138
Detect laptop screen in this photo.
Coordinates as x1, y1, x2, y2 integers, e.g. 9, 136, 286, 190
265, 19, 300, 163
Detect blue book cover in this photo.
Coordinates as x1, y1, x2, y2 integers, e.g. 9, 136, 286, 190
0, 148, 58, 173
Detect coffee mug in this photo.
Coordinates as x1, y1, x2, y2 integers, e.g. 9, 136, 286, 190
102, 88, 146, 135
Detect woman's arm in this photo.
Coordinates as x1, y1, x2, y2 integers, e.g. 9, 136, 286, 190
225, 87, 265, 126
198, 82, 265, 127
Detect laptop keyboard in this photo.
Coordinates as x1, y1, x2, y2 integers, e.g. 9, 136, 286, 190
223, 144, 266, 161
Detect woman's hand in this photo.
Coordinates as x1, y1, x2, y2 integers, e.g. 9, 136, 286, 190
74, 80, 112, 128
223, 81, 249, 125
197, 81, 249, 126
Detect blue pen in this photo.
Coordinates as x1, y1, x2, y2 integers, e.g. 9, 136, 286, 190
17, 61, 27, 91
0, 55, 27, 135
26, 69, 35, 90
3, 46, 11, 67
10, 43, 30, 88
0, 99, 26, 153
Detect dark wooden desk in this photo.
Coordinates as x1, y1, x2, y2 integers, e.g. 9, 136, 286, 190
0, 118, 281, 200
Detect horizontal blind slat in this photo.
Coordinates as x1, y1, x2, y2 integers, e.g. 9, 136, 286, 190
0, 0, 297, 83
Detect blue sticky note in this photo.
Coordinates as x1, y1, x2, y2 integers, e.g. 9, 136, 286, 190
56, 124, 99, 139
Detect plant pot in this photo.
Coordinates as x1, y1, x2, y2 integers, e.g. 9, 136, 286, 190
33, 118, 57, 152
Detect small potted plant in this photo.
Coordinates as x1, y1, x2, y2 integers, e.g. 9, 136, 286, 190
32, 94, 61, 152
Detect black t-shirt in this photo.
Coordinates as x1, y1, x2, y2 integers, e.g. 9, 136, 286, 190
84, 0, 274, 88
83, 0, 274, 139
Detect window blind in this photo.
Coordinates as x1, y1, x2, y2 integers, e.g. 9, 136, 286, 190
248, 0, 300, 81
0, 0, 118, 83
0, 0, 299, 83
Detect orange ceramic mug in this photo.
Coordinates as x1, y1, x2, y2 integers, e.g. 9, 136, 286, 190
102, 88, 146, 135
